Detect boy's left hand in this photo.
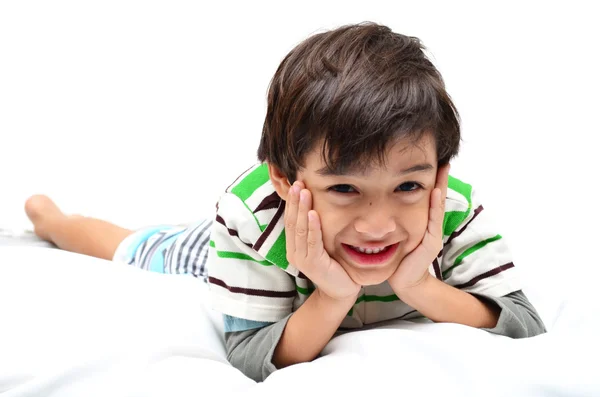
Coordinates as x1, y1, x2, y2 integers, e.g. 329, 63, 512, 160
388, 164, 450, 291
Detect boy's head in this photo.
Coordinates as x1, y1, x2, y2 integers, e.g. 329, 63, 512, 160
259, 22, 461, 285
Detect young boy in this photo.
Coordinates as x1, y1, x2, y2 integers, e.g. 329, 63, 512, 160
25, 22, 546, 383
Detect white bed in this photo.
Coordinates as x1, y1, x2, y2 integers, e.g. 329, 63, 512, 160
1, 245, 598, 397
2, 2, 599, 396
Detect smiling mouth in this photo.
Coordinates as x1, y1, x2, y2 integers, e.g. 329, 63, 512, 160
342, 243, 399, 266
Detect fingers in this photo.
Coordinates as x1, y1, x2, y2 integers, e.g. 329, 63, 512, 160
422, 187, 444, 256
435, 164, 451, 208
284, 184, 300, 256
284, 181, 306, 262
306, 210, 324, 261
421, 165, 450, 258
432, 164, 450, 233
294, 189, 312, 259
429, 187, 444, 233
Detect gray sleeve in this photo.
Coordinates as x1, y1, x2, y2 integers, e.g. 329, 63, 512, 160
224, 314, 292, 382
475, 290, 547, 338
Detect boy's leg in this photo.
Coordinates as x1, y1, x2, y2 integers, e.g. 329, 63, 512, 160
25, 195, 133, 261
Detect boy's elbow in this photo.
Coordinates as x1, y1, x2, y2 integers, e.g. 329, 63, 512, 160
224, 324, 283, 382
476, 291, 547, 339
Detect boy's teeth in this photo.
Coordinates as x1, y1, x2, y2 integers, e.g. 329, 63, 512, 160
352, 246, 387, 254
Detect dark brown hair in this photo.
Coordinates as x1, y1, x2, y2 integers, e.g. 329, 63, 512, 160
257, 22, 461, 182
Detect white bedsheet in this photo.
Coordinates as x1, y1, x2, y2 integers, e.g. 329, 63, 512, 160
0, 246, 598, 397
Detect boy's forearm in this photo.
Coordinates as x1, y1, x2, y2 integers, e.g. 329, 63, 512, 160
273, 289, 356, 369
391, 274, 500, 328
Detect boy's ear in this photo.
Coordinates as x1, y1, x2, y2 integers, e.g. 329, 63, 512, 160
267, 163, 292, 201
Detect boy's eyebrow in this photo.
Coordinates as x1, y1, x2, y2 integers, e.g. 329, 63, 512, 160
395, 163, 435, 175
316, 163, 435, 176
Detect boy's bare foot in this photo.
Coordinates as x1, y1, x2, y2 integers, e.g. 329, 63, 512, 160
24, 195, 66, 242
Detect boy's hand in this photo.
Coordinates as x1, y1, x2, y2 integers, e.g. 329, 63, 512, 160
285, 181, 361, 301
388, 164, 451, 291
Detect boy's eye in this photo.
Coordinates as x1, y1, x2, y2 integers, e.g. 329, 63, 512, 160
328, 184, 357, 194
397, 182, 422, 192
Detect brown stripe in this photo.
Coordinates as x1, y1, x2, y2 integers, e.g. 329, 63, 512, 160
297, 271, 308, 279
446, 205, 484, 245
455, 262, 515, 289
225, 164, 256, 193
208, 276, 296, 298
432, 258, 442, 280
398, 309, 417, 320
215, 215, 252, 248
216, 214, 229, 229
254, 202, 285, 251
254, 191, 281, 213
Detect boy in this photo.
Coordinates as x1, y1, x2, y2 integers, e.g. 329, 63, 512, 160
25, 22, 546, 383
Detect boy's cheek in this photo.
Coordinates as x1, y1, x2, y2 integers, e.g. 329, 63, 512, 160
311, 196, 341, 225
308, 190, 326, 211
409, 212, 430, 246
316, 211, 346, 248
318, 213, 339, 241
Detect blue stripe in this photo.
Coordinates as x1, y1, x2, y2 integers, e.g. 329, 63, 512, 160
148, 234, 181, 273
123, 226, 168, 263
223, 315, 273, 332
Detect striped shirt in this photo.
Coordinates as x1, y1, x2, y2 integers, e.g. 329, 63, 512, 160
207, 163, 522, 327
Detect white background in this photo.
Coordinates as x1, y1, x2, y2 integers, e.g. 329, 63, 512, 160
1, 1, 598, 304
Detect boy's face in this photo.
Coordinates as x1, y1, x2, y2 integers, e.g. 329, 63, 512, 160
295, 133, 438, 286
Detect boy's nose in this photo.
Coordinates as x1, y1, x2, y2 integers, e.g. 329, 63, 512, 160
353, 210, 396, 239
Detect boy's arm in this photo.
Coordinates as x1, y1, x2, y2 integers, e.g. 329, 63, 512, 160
225, 317, 289, 382
229, 181, 360, 375
273, 289, 355, 368
394, 275, 546, 337
395, 273, 500, 328
267, 182, 359, 368
211, 178, 360, 379
477, 290, 547, 337
225, 290, 355, 382
388, 169, 546, 337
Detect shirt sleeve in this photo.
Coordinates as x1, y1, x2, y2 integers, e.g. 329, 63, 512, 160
224, 314, 292, 382
223, 291, 548, 382
476, 290, 547, 338
207, 191, 297, 322
440, 182, 522, 298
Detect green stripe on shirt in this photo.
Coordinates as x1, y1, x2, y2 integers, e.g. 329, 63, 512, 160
296, 285, 315, 295
210, 240, 273, 266
356, 294, 400, 303
295, 289, 400, 304
442, 234, 503, 279
347, 294, 400, 316
231, 164, 270, 202
443, 175, 473, 236
265, 230, 289, 270
216, 251, 273, 266
448, 175, 472, 203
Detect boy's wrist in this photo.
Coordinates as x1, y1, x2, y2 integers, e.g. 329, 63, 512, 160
273, 286, 358, 369
391, 272, 436, 306
391, 274, 500, 328
316, 287, 358, 311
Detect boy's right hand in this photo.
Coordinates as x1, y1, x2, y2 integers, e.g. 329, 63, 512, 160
285, 181, 361, 302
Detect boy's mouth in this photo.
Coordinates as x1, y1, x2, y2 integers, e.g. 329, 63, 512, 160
342, 243, 399, 266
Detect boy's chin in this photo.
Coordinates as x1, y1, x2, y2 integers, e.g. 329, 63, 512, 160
347, 266, 398, 287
